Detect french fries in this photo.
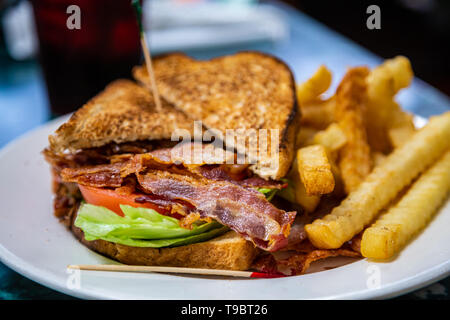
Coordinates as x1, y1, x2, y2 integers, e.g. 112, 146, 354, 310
278, 157, 321, 212
361, 150, 450, 259
334, 67, 372, 193
298, 125, 346, 198
300, 98, 336, 129
295, 126, 318, 149
296, 65, 332, 105
388, 103, 416, 148
297, 145, 335, 196
367, 56, 412, 99
297, 65, 335, 130
364, 56, 414, 153
388, 125, 415, 149
293, 58, 447, 260
380, 56, 413, 93
311, 123, 347, 153
338, 112, 372, 193
371, 151, 387, 168
305, 112, 450, 249
293, 180, 321, 213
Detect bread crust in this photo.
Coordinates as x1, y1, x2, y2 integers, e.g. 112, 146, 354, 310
49, 80, 195, 154
71, 224, 259, 271
133, 51, 300, 180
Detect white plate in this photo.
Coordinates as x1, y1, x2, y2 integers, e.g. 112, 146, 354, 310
0, 115, 448, 300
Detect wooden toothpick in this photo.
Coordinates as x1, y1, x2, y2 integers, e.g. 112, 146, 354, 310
132, 0, 162, 112
67, 264, 285, 278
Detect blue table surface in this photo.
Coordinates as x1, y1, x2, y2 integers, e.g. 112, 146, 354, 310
0, 1, 448, 300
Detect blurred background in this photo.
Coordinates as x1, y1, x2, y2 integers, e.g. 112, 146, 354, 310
1, 0, 450, 125
287, 0, 450, 95
0, 0, 449, 299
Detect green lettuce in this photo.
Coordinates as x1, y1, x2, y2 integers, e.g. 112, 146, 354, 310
276, 178, 296, 203
74, 203, 228, 248
84, 226, 229, 248
257, 188, 279, 201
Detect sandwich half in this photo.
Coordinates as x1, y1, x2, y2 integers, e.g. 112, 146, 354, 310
133, 51, 299, 180
44, 53, 300, 271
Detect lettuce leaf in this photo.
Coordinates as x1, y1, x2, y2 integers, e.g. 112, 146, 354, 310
74, 203, 228, 247
257, 188, 278, 201
83, 225, 229, 248
276, 178, 296, 203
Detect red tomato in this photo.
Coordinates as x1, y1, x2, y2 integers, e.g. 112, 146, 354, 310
78, 185, 169, 217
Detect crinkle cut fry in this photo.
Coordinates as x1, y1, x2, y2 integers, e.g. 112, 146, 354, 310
305, 112, 450, 249
361, 150, 450, 259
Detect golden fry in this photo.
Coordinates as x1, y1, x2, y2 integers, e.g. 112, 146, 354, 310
305, 112, 450, 249
329, 158, 345, 198
312, 123, 347, 153
389, 102, 415, 128
364, 103, 393, 154
295, 126, 318, 149
334, 67, 372, 193
293, 180, 321, 213
380, 56, 413, 93
367, 56, 413, 102
338, 113, 372, 193
388, 125, 415, 149
278, 157, 320, 212
297, 145, 335, 196
364, 56, 414, 153
361, 150, 450, 259
388, 103, 416, 148
371, 152, 387, 168
296, 65, 332, 105
300, 98, 336, 129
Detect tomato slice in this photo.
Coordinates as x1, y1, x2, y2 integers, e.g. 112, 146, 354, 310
78, 185, 169, 217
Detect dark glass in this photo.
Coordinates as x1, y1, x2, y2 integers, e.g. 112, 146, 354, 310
31, 0, 141, 116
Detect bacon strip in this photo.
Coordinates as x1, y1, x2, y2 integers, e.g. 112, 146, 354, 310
59, 142, 294, 251
61, 163, 295, 250
122, 149, 286, 189
277, 248, 360, 275
196, 166, 286, 189
61, 163, 125, 188
43, 140, 175, 169
55, 141, 280, 190
136, 170, 295, 251
56, 141, 286, 189
252, 240, 361, 275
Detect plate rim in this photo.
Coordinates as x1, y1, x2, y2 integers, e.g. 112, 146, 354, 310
1, 238, 449, 300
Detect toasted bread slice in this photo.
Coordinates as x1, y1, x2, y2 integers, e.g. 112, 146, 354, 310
49, 79, 194, 154
133, 52, 300, 180
72, 224, 259, 270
